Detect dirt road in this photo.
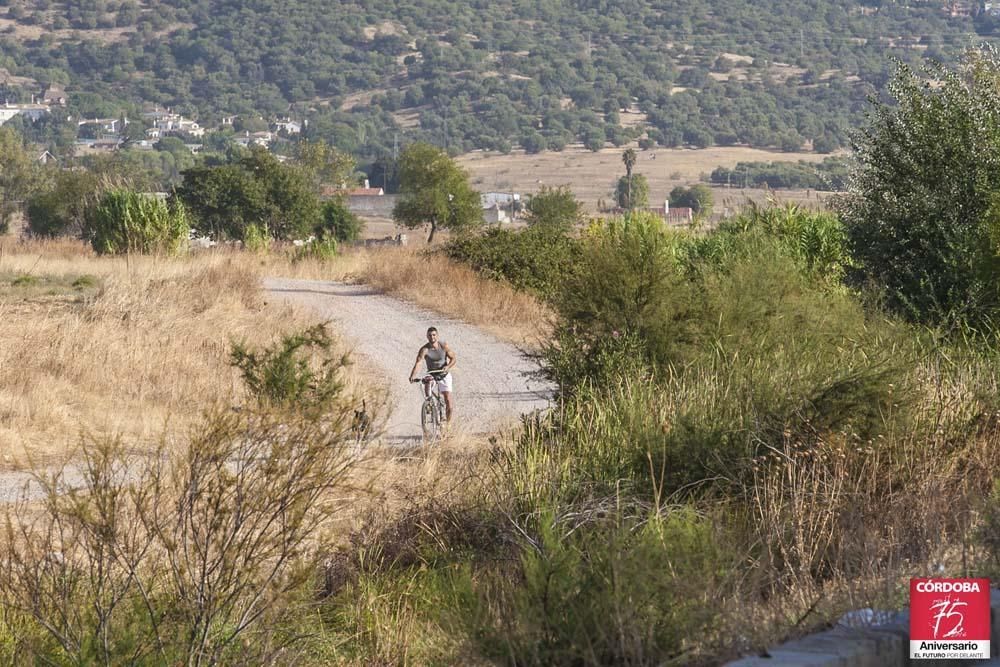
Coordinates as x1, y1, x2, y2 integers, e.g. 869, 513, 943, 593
263, 278, 555, 444
0, 279, 554, 502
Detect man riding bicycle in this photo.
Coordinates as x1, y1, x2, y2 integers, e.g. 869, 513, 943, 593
409, 326, 456, 423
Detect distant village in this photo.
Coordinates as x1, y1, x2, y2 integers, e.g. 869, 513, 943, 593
1, 85, 695, 227
0, 83, 304, 158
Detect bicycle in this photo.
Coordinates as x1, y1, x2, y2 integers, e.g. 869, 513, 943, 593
411, 370, 448, 443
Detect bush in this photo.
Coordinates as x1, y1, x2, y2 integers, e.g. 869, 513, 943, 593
243, 223, 271, 253
840, 51, 1000, 327
692, 202, 850, 288
523, 185, 582, 233
475, 509, 729, 665
230, 323, 347, 414
0, 408, 357, 665
544, 213, 699, 389
82, 189, 189, 255
292, 237, 339, 263
318, 197, 363, 243
445, 224, 579, 299
26, 170, 102, 238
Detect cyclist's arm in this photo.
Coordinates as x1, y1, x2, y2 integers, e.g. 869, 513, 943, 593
443, 342, 457, 372
409, 347, 426, 382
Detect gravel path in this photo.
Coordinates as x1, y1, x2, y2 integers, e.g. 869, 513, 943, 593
0, 279, 554, 503
263, 278, 555, 444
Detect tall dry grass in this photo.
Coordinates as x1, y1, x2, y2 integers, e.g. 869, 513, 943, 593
347, 245, 552, 348
231, 243, 550, 349
0, 240, 355, 468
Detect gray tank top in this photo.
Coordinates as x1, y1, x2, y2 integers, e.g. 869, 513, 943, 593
425, 342, 448, 371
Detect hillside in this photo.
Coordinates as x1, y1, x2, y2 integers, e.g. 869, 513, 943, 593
0, 0, 994, 161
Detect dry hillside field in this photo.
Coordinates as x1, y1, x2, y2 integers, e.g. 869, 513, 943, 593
456, 143, 838, 214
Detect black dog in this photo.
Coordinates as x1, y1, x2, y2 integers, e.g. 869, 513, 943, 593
352, 399, 371, 445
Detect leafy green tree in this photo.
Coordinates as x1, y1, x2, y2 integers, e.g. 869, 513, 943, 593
614, 174, 648, 210
841, 51, 1000, 327
0, 127, 48, 234
176, 147, 320, 241
294, 139, 357, 193
525, 186, 583, 232
317, 197, 363, 243
393, 142, 481, 243
669, 185, 714, 218
26, 169, 102, 237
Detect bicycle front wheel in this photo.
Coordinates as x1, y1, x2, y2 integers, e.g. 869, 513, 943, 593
421, 399, 440, 443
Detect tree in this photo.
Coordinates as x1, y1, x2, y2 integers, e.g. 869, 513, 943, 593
176, 146, 320, 241
525, 186, 583, 232
841, 50, 1000, 327
614, 174, 648, 210
26, 169, 102, 237
0, 127, 48, 234
317, 197, 363, 243
622, 148, 637, 210
392, 142, 481, 243
669, 184, 714, 218
294, 139, 357, 193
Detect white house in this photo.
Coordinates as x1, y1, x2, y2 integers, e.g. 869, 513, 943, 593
0, 103, 51, 125
273, 118, 302, 134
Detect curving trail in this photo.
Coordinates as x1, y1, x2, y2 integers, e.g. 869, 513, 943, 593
262, 278, 555, 444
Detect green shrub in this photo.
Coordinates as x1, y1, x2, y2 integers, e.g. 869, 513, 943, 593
544, 212, 700, 390
538, 213, 913, 495
243, 223, 271, 253
11, 274, 37, 287
230, 323, 347, 413
469, 509, 729, 666
82, 189, 189, 255
71, 274, 98, 289
445, 224, 579, 298
318, 197, 363, 243
292, 237, 339, 263
694, 202, 850, 287
26, 169, 102, 238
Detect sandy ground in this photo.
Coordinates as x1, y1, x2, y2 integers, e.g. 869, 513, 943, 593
263, 278, 554, 445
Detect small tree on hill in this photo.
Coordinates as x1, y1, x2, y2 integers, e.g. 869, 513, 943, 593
393, 142, 481, 243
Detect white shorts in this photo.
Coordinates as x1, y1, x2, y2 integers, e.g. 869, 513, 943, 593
432, 372, 452, 393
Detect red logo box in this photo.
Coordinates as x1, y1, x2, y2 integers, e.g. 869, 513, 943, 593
910, 578, 990, 660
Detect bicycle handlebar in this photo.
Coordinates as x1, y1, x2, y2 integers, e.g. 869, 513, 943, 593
411, 370, 450, 383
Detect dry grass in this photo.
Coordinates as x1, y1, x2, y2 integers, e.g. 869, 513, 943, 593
0, 240, 349, 469
456, 144, 840, 213
344, 245, 552, 348
237, 243, 550, 348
